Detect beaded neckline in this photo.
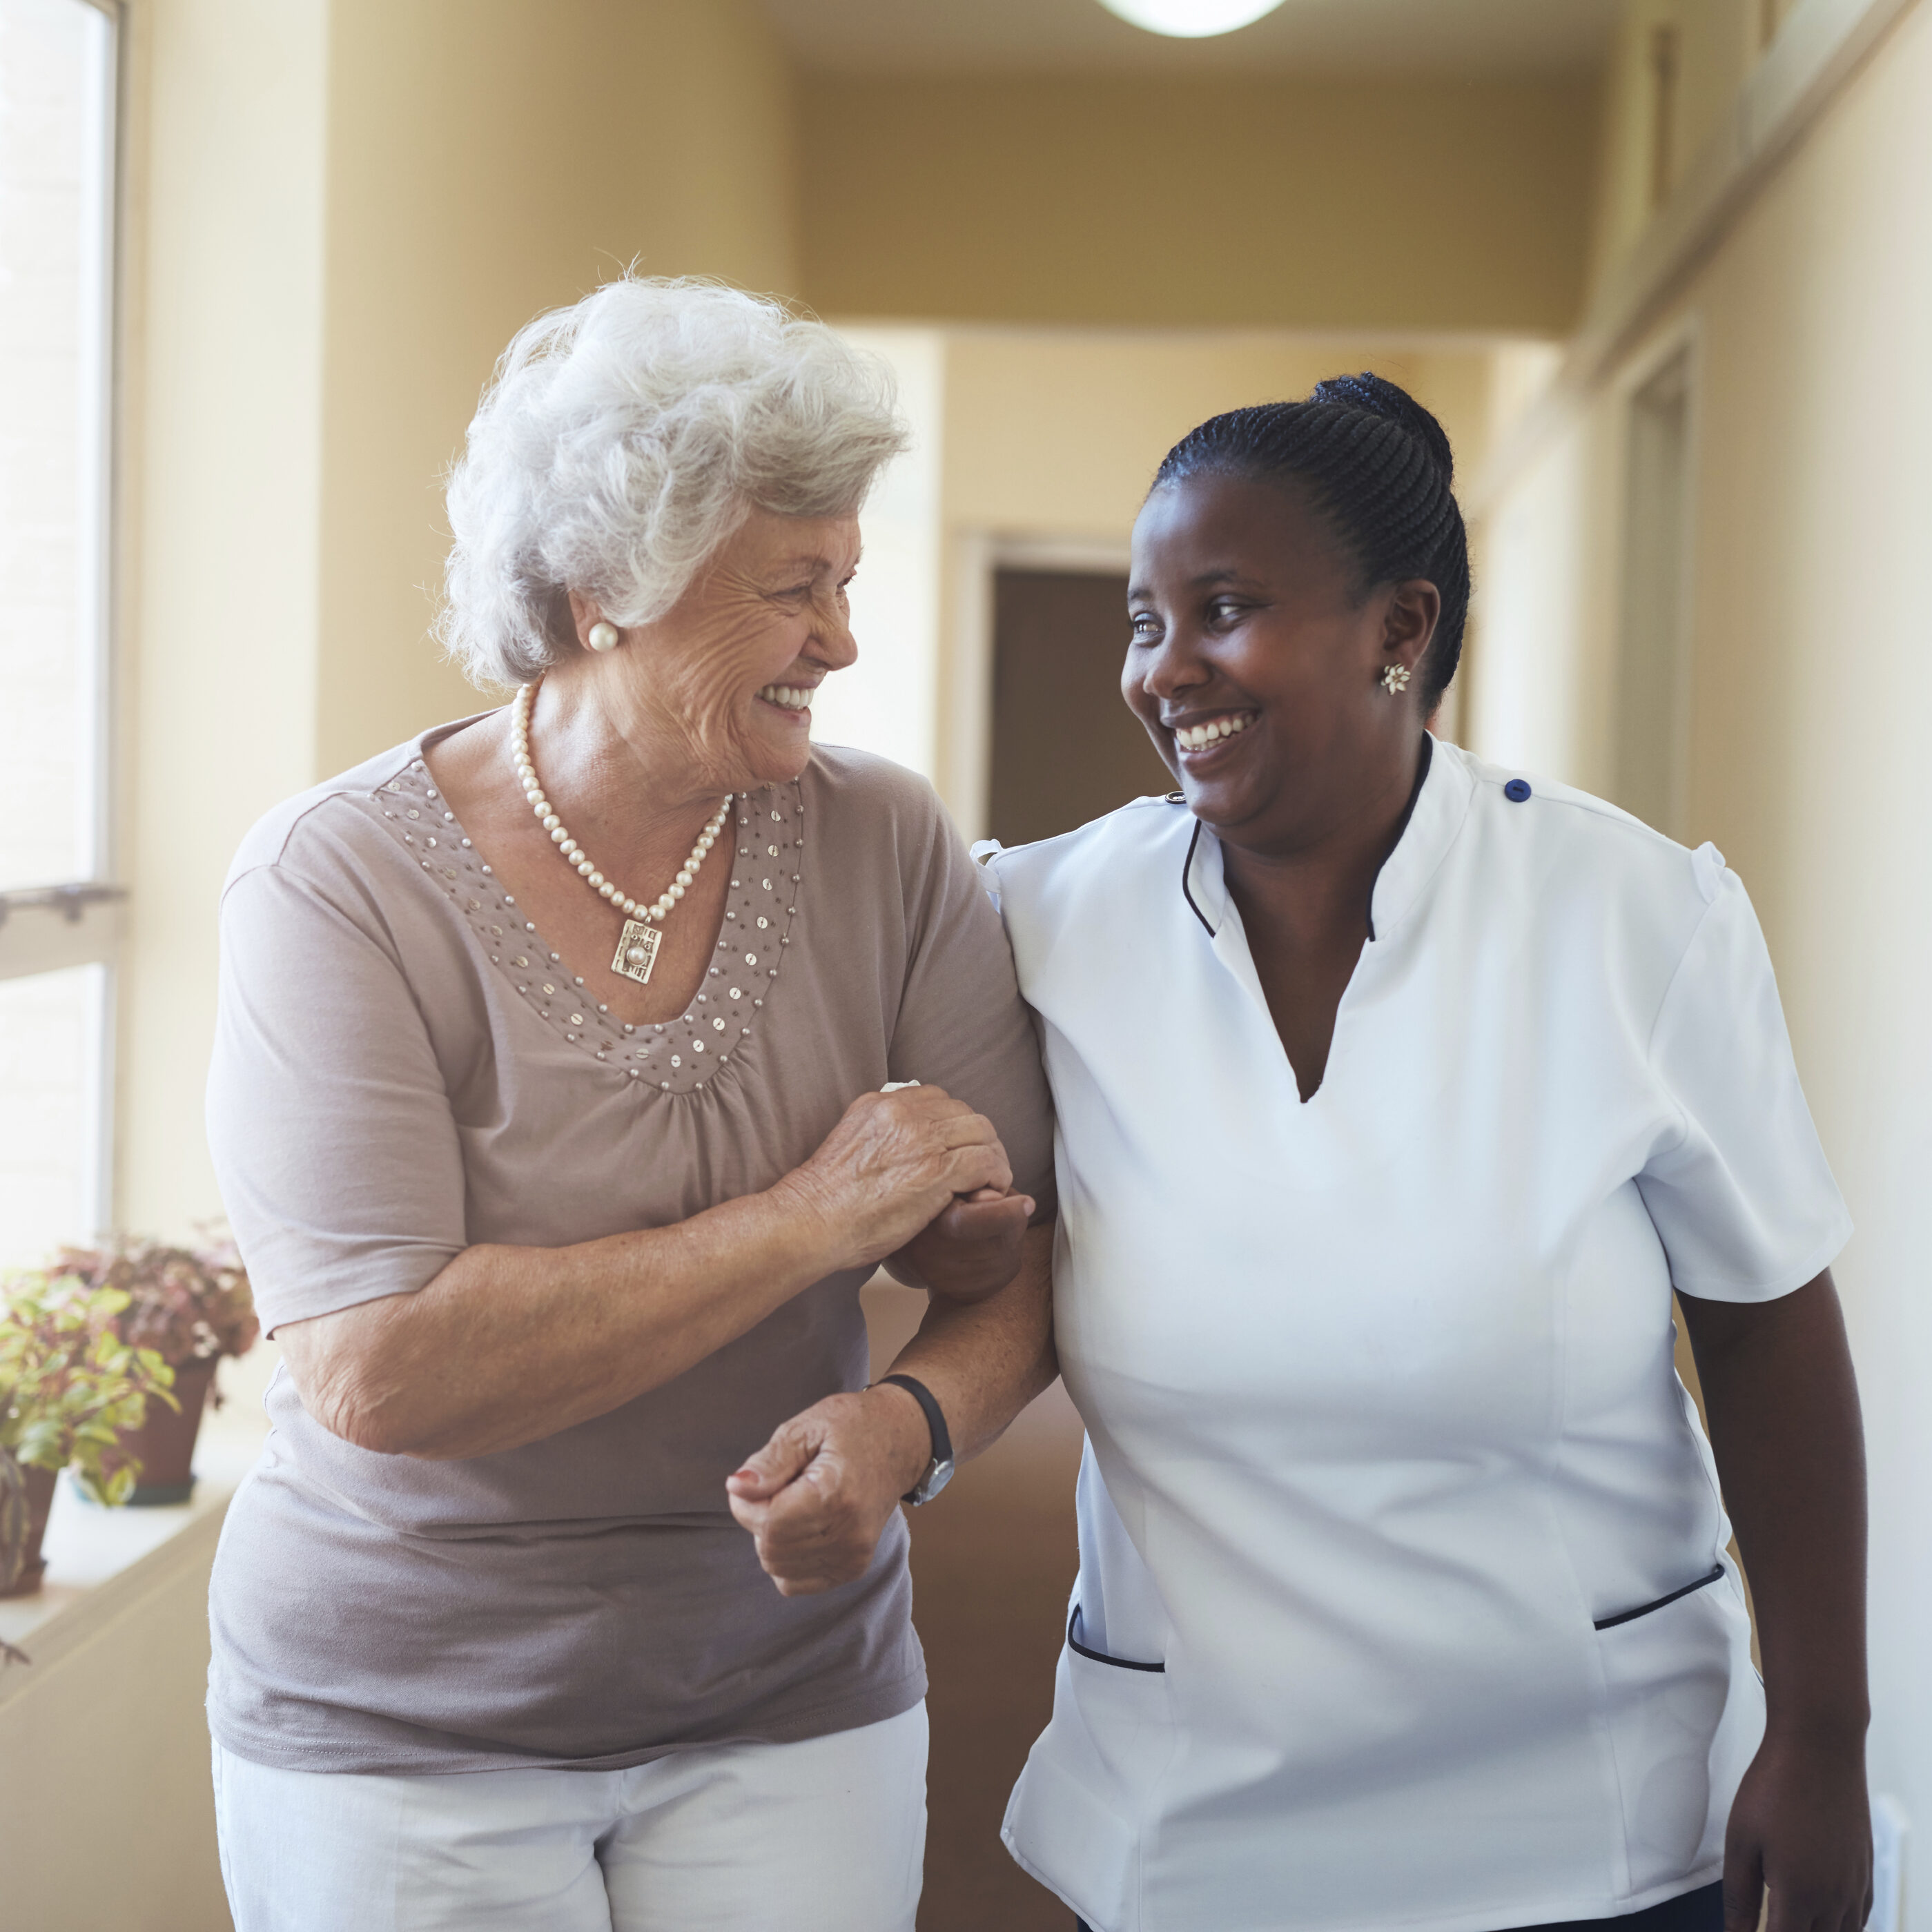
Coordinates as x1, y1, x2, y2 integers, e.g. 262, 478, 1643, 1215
371, 752, 806, 1099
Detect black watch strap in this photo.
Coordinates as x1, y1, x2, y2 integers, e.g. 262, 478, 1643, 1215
875, 1373, 954, 1503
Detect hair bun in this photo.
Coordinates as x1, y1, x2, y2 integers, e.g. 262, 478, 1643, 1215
1308, 372, 1454, 486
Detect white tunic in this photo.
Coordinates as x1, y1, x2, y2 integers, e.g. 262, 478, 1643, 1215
984, 739, 1851, 1932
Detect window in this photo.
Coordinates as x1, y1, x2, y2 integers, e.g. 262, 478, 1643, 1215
0, 0, 120, 1257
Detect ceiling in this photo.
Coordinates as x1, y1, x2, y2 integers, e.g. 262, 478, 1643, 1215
759, 0, 1621, 79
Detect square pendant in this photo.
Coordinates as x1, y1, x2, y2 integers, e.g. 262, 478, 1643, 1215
612, 917, 661, 985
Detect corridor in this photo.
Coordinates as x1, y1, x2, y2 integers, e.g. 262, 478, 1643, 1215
2, 0, 1930, 1926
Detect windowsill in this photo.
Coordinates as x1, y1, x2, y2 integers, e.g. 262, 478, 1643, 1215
0, 1395, 269, 1703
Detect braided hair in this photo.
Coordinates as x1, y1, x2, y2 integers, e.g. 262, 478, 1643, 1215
1150, 373, 1471, 710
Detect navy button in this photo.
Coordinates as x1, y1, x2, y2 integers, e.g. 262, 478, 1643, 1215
1504, 779, 1532, 803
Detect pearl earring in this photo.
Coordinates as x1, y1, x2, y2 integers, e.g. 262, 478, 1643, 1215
587, 621, 620, 653
1381, 663, 1412, 694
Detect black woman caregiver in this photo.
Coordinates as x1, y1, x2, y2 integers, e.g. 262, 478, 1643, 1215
741, 374, 1870, 1932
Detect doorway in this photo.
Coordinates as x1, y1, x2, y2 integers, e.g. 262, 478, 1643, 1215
1612, 348, 1695, 837
988, 568, 1173, 847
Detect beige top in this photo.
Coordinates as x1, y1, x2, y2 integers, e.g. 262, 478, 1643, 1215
204, 721, 1054, 1774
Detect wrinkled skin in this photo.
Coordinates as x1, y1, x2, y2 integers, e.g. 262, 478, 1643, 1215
556, 507, 865, 807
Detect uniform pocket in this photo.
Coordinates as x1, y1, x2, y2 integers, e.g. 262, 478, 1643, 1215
1594, 1565, 1725, 1631
1594, 1563, 1761, 1898
1004, 1616, 1176, 1932
1068, 1603, 1165, 1672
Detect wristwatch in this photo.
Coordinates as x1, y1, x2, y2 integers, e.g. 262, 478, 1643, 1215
875, 1373, 955, 1505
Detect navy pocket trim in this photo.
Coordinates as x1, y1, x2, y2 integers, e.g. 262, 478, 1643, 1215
1594, 1563, 1726, 1631
1067, 1604, 1166, 1673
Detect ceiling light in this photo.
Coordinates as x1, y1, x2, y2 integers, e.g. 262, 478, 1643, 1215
1096, 0, 1289, 37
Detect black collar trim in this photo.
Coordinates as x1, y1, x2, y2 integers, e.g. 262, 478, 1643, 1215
1181, 818, 1216, 935
1178, 734, 1435, 944
1365, 733, 1434, 944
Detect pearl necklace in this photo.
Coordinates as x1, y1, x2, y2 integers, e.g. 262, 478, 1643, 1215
511, 678, 732, 986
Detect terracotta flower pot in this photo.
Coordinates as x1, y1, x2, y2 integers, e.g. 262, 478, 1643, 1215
117, 1357, 217, 1506
0, 1464, 58, 1599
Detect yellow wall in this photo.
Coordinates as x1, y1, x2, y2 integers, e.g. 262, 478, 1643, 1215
940, 331, 1496, 540
0, 1531, 227, 1931
1471, 0, 1932, 1884
799, 73, 1600, 335
115, 0, 329, 1242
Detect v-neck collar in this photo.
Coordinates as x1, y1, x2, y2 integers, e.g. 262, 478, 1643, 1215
1175, 737, 1476, 1112
368, 731, 807, 1098
1180, 733, 1472, 950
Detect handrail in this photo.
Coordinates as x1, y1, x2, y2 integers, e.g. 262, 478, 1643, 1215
0, 883, 129, 929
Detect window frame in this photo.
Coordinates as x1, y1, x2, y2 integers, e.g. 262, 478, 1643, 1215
0, 0, 126, 1237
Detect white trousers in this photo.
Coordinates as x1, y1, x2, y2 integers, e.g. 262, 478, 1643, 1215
211, 1704, 927, 1932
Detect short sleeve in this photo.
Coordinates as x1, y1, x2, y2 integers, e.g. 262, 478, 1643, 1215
206, 862, 468, 1334
888, 813, 1056, 1218
1636, 866, 1851, 1301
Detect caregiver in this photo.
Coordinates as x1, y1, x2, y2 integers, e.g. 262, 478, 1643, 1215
955, 375, 1864, 1932
989, 376, 1862, 1932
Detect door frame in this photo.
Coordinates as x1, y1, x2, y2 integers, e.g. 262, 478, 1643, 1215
943, 534, 1133, 841
1608, 314, 1703, 841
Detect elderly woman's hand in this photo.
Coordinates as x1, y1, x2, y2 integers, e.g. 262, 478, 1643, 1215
779, 1084, 1014, 1274
730, 1222, 1057, 1595
725, 1388, 928, 1597
888, 1187, 1035, 1305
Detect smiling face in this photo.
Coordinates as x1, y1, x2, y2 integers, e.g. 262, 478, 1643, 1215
569, 506, 862, 797
1124, 471, 1438, 860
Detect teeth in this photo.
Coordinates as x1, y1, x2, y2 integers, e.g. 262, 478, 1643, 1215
757, 684, 813, 711
1175, 714, 1252, 751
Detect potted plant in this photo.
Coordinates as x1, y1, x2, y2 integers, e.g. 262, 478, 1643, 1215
1, 1443, 28, 1597
53, 1236, 258, 1506
1, 1444, 29, 1665
0, 1271, 179, 1597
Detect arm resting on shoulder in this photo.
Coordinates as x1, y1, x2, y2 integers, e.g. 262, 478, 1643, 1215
728, 1220, 1060, 1597
1677, 1267, 1871, 1932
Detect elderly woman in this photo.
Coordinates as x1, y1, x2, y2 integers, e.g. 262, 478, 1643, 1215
202, 278, 1053, 1932
772, 375, 1869, 1932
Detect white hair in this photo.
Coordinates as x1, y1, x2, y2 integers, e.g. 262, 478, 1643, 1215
438, 277, 909, 687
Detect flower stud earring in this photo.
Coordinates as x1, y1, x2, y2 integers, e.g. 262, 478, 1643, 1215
587, 621, 621, 653
1381, 663, 1412, 694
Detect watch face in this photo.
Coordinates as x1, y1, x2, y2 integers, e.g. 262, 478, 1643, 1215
913, 1457, 956, 1505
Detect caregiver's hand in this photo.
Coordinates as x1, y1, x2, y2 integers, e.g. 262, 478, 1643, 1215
1681, 1271, 1871, 1932
1723, 1733, 1871, 1932
779, 1085, 1014, 1272
888, 1187, 1035, 1305
727, 1389, 928, 1597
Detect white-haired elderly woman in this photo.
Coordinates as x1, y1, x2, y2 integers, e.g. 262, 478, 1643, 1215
203, 279, 1056, 1932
